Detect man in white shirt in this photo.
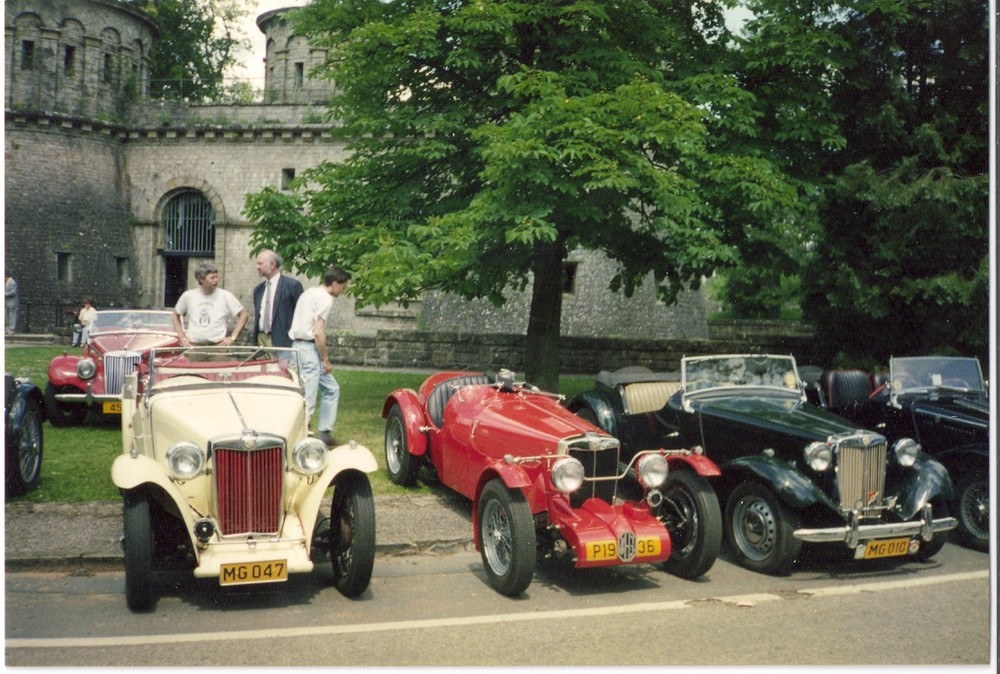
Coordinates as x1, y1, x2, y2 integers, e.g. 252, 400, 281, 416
172, 261, 249, 346
288, 266, 351, 446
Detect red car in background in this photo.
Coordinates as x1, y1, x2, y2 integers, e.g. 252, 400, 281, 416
383, 369, 722, 596
45, 310, 177, 426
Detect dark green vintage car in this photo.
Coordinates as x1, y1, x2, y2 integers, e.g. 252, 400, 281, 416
568, 354, 958, 575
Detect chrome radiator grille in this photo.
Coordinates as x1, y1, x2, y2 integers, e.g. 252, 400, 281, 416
103, 350, 142, 395
568, 443, 620, 508
213, 441, 283, 536
836, 435, 887, 518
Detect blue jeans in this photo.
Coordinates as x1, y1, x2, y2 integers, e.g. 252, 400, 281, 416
293, 341, 340, 432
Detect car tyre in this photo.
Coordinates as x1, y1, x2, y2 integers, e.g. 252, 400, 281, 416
384, 404, 419, 486
725, 481, 801, 576
6, 396, 43, 496
953, 470, 988, 552
123, 491, 157, 612
478, 479, 535, 596
44, 382, 87, 428
659, 469, 721, 579
330, 471, 376, 597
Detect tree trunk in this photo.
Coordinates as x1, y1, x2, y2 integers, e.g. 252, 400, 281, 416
523, 237, 565, 392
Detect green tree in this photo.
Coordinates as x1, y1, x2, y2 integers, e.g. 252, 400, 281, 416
128, 0, 250, 101
244, 0, 800, 389
790, 0, 989, 364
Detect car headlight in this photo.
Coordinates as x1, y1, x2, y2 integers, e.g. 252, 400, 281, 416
636, 453, 668, 489
165, 441, 205, 480
804, 441, 833, 472
551, 456, 585, 493
292, 437, 328, 475
893, 438, 920, 468
76, 358, 97, 381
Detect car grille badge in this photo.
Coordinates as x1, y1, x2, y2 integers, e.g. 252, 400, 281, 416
617, 531, 637, 562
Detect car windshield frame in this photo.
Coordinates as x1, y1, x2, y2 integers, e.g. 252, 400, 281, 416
681, 354, 805, 402
146, 346, 302, 394
90, 310, 176, 335
889, 356, 985, 397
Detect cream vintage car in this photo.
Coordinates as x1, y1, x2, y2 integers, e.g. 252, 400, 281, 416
112, 345, 377, 612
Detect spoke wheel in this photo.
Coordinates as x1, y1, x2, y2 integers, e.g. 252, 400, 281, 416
725, 482, 801, 576
384, 405, 419, 486
954, 471, 989, 552
478, 479, 535, 596
330, 471, 376, 597
6, 397, 43, 495
44, 382, 87, 428
123, 491, 156, 612
659, 469, 721, 579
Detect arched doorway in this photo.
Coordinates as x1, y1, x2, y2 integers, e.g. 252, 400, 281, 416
161, 190, 215, 306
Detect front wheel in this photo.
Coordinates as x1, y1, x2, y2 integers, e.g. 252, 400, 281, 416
44, 382, 87, 428
384, 405, 419, 486
725, 482, 801, 576
478, 479, 536, 596
658, 470, 722, 579
123, 491, 156, 612
330, 471, 376, 597
953, 470, 988, 552
6, 397, 43, 495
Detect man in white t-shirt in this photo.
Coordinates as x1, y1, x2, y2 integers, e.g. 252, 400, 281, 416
172, 261, 249, 346
288, 266, 351, 446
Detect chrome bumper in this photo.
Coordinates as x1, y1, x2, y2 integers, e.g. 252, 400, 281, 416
55, 392, 118, 404
793, 503, 958, 546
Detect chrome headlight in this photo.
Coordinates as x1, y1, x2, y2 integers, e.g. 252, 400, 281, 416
804, 441, 833, 472
76, 358, 97, 380
165, 441, 205, 480
893, 438, 920, 468
636, 453, 668, 489
292, 437, 328, 475
551, 456, 585, 493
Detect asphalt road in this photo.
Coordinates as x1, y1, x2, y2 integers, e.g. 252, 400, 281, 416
5, 539, 994, 668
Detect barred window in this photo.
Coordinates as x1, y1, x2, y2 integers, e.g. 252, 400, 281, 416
162, 191, 215, 256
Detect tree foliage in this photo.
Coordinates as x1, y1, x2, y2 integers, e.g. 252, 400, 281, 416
243, 0, 800, 388
127, 0, 250, 101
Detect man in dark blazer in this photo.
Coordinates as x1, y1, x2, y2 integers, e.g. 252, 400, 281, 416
252, 249, 304, 347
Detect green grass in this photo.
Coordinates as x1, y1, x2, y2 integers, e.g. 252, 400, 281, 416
4, 346, 593, 503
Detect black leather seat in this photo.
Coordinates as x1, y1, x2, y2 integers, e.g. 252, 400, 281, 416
426, 374, 493, 428
820, 369, 872, 410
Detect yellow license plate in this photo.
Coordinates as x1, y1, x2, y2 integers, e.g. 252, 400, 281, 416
585, 537, 661, 561
219, 560, 288, 586
102, 401, 122, 414
863, 538, 911, 559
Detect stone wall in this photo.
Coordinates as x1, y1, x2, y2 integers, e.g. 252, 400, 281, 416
328, 328, 820, 374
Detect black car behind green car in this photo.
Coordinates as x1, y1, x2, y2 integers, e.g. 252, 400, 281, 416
568, 354, 958, 575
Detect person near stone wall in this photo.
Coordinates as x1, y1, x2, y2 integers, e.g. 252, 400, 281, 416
288, 266, 351, 447
171, 261, 249, 346
5, 275, 19, 335
72, 298, 98, 346
252, 249, 303, 348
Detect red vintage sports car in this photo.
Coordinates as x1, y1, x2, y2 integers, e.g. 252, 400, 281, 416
45, 310, 178, 426
383, 369, 722, 595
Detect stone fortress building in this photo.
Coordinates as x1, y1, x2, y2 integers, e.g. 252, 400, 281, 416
4, 0, 711, 342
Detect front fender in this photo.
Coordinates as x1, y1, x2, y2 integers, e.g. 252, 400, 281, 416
471, 462, 535, 551
47, 354, 85, 388
667, 452, 722, 478
724, 454, 839, 511
112, 453, 195, 526
382, 389, 429, 456
297, 443, 380, 538
895, 454, 955, 520
567, 391, 619, 437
